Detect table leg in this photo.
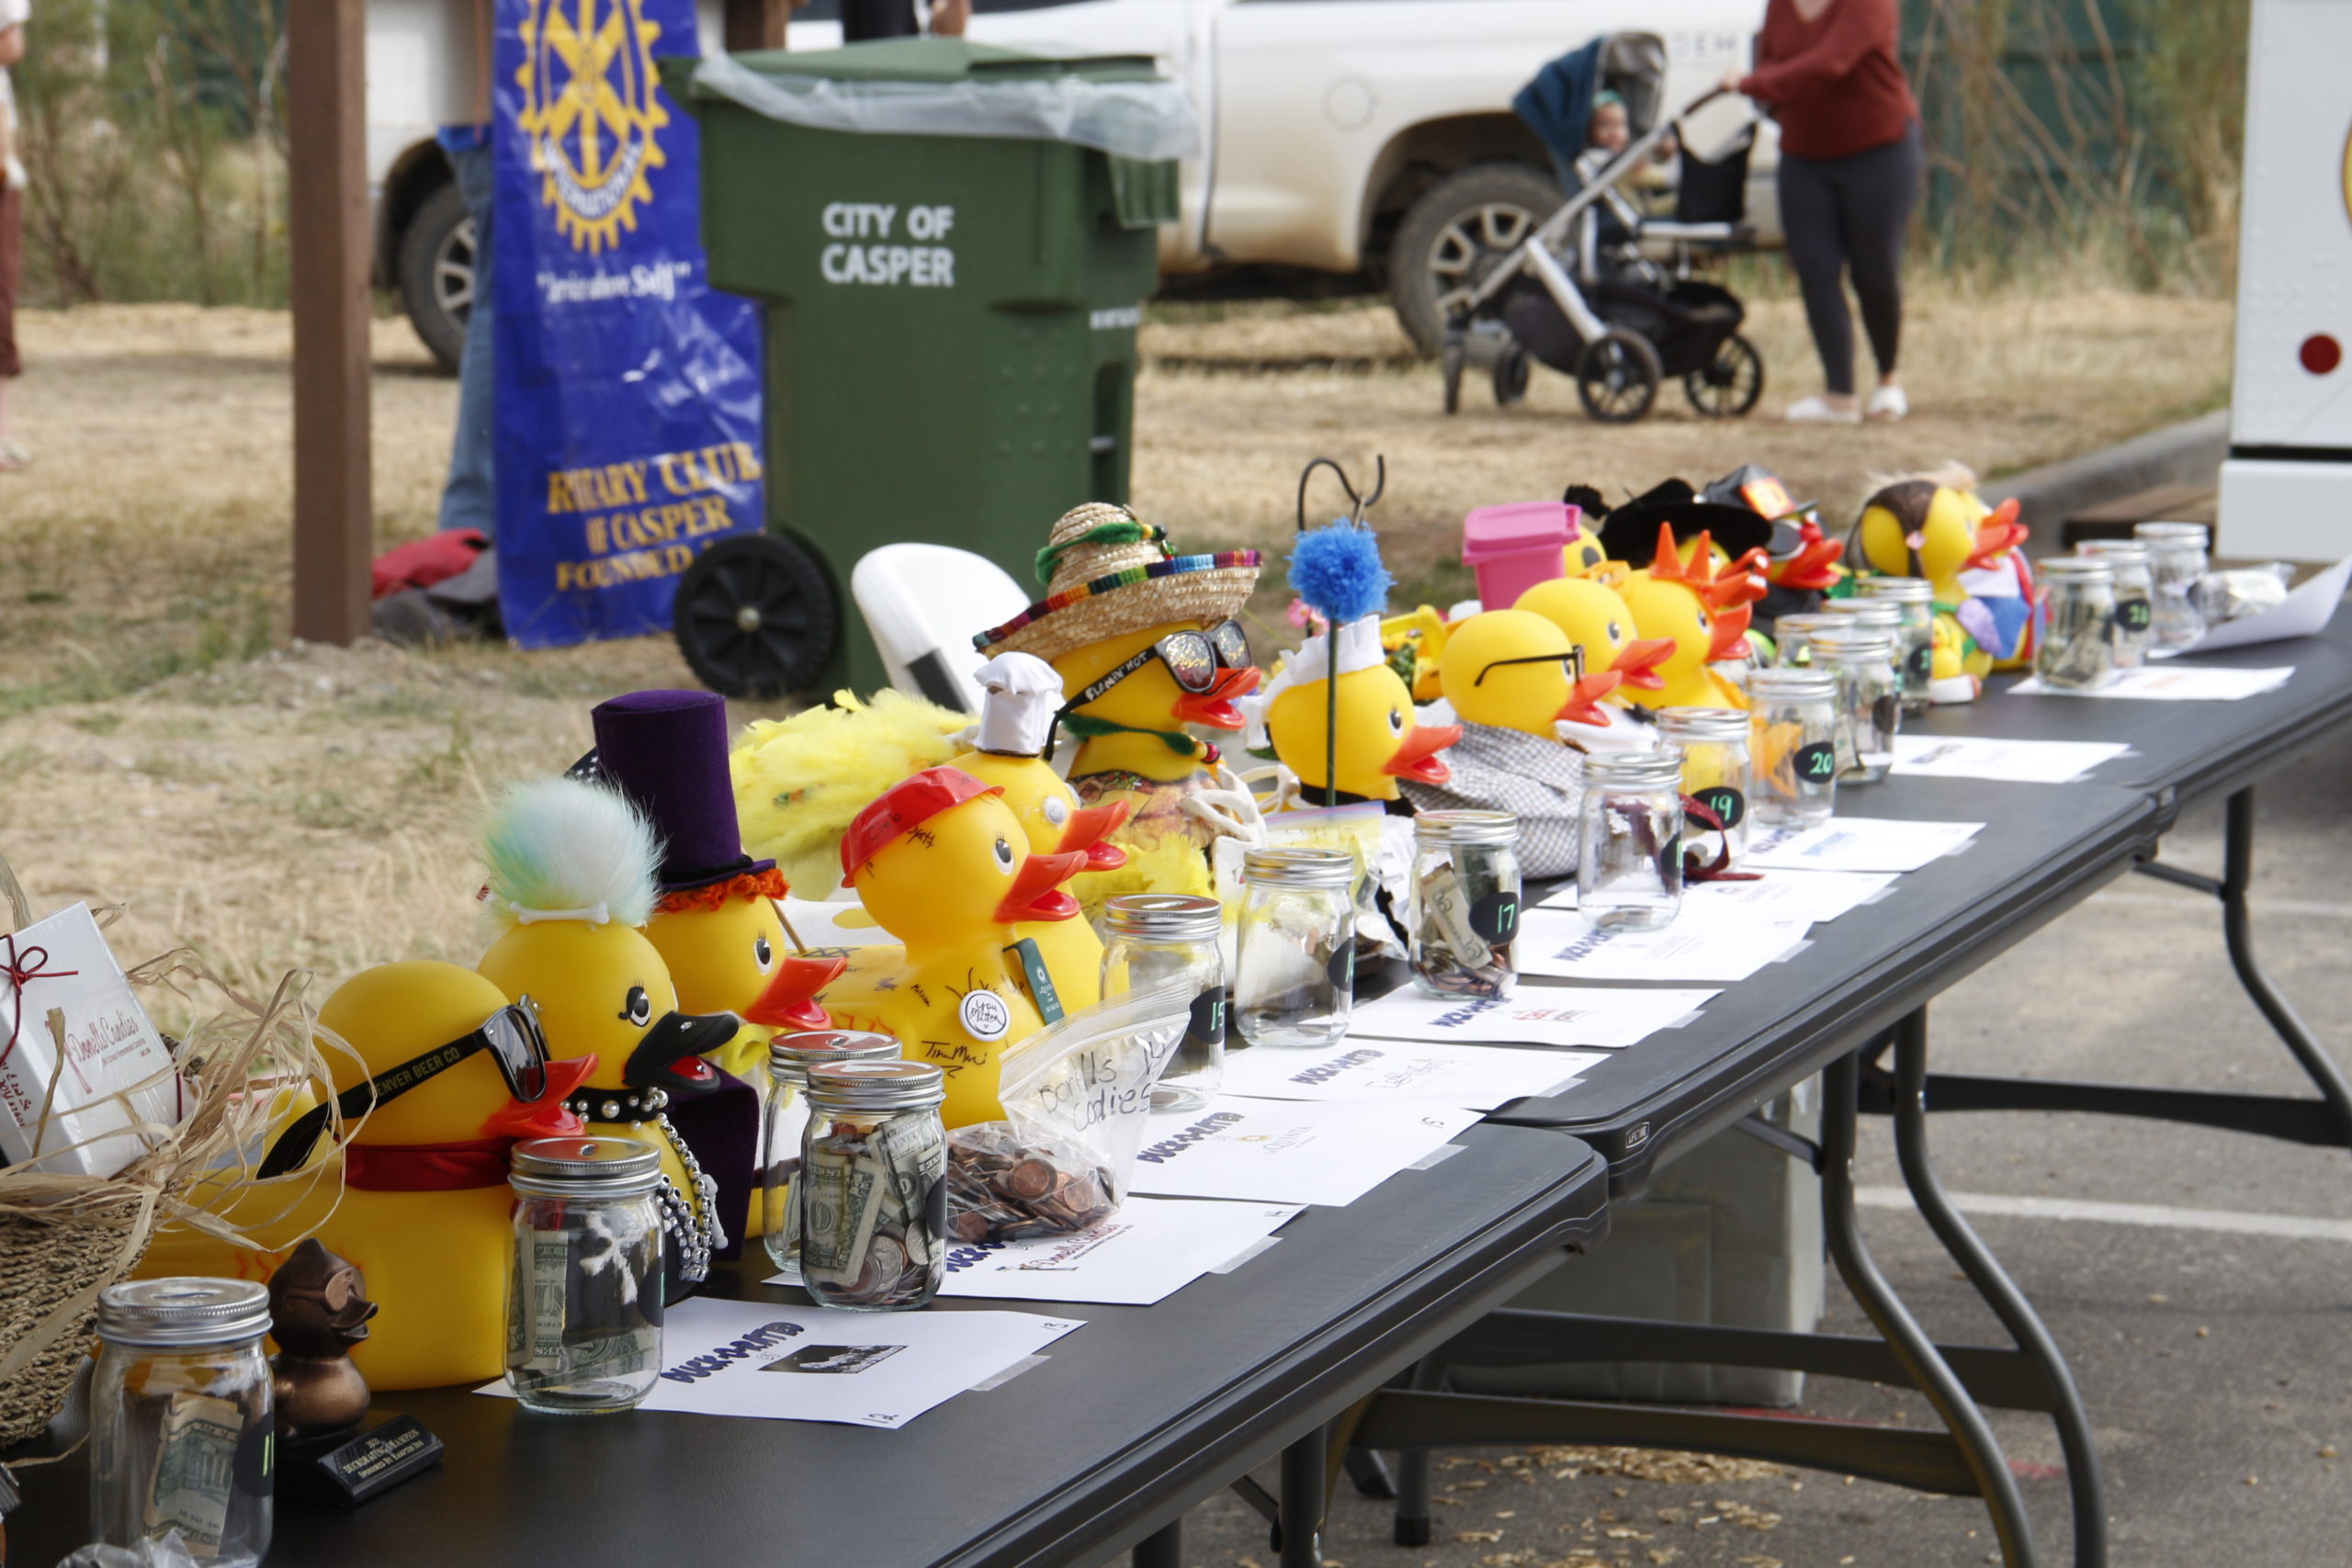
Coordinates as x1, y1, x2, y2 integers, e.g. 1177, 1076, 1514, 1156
1280, 1424, 1330, 1568
1131, 1519, 1182, 1568
1391, 1359, 1443, 1545
1823, 1051, 2041, 1568
1890, 1009, 2107, 1568
2216, 787, 2352, 1145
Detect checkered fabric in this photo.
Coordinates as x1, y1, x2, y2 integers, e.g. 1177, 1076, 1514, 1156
1400, 722, 1587, 879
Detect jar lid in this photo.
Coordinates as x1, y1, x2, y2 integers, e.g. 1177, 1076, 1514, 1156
2078, 539, 2150, 563
1412, 809, 1519, 847
96, 1277, 272, 1348
1654, 707, 1751, 744
1583, 750, 1685, 787
2133, 521, 2210, 545
1818, 600, 1904, 627
806, 1057, 947, 1112
769, 1029, 901, 1080
1853, 576, 1934, 603
1748, 668, 1838, 700
1243, 846, 1355, 888
1103, 893, 1223, 941
1808, 625, 1895, 658
511, 1135, 663, 1197
2043, 557, 2117, 582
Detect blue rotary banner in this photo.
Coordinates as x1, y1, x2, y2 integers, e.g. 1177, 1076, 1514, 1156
492, 0, 764, 649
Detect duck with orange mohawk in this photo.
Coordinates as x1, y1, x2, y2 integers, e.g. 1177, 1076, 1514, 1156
1615, 524, 1758, 711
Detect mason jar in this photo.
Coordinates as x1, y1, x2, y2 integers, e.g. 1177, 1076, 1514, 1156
1852, 577, 1938, 711
1809, 624, 1901, 784
2078, 539, 2155, 667
92, 1279, 274, 1565
1657, 707, 1755, 872
2036, 557, 2120, 691
800, 1059, 948, 1312
1768, 612, 1843, 669
2134, 521, 2211, 649
1817, 599, 1907, 683
1235, 847, 1356, 1049
1102, 893, 1227, 1111
1408, 810, 1522, 999
1578, 751, 1686, 932
1747, 668, 1840, 827
507, 1137, 666, 1414
763, 1030, 902, 1282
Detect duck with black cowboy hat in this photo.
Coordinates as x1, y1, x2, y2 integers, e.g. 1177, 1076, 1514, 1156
973, 503, 1268, 908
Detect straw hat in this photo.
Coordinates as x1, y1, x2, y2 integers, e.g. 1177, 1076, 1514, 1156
973, 503, 1261, 664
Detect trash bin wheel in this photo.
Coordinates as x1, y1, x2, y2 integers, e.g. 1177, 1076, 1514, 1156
1490, 341, 1531, 407
1574, 328, 1662, 424
1441, 329, 1467, 415
672, 533, 841, 700
1683, 332, 1765, 418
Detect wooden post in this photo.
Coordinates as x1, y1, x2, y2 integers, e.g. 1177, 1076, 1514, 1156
287, 0, 373, 646
724, 0, 789, 51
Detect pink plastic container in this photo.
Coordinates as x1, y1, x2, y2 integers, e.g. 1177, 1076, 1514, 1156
1462, 501, 1581, 612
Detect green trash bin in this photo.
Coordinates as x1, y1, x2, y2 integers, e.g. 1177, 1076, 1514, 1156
665, 39, 1191, 701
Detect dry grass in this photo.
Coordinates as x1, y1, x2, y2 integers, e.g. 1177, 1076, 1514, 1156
0, 286, 2230, 998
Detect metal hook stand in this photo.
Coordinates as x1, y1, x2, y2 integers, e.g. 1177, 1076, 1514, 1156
1291, 455, 1389, 809
1295, 455, 1387, 534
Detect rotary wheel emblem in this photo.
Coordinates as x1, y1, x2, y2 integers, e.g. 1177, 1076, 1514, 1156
516, 0, 670, 254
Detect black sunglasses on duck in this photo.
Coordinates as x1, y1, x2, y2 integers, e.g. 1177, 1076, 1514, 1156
256, 1000, 551, 1179
1474, 647, 1586, 685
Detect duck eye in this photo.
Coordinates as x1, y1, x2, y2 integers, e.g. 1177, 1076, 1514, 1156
1388, 708, 1406, 734
1607, 620, 1622, 642
992, 837, 1016, 873
619, 986, 652, 1027
1042, 796, 1069, 828
1697, 610, 1710, 630
754, 934, 775, 970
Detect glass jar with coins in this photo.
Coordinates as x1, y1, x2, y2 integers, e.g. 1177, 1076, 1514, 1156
1408, 810, 1521, 999
800, 1059, 949, 1312
1235, 847, 1357, 1048
506, 1137, 666, 1414
2078, 540, 2155, 668
2035, 557, 2120, 691
2134, 521, 2211, 649
763, 1030, 902, 1282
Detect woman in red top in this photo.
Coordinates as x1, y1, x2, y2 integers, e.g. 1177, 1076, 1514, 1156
1724, 0, 1923, 423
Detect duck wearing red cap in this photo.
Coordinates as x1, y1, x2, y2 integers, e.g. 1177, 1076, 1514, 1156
819, 766, 1090, 1128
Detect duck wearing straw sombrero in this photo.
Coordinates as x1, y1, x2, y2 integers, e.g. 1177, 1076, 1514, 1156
974, 504, 1265, 904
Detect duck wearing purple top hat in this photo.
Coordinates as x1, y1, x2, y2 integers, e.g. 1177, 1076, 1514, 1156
579, 690, 847, 1243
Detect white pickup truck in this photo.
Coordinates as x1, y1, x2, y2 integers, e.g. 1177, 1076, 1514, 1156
370, 0, 1772, 366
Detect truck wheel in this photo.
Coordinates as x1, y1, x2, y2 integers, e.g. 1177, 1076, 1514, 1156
672, 534, 842, 700
1389, 164, 1562, 359
397, 181, 475, 375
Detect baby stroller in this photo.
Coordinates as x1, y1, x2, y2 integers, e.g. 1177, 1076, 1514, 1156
1442, 33, 1764, 424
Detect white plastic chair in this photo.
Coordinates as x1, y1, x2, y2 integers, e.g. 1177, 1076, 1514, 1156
851, 544, 1032, 714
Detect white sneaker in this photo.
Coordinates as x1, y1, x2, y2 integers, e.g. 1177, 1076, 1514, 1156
1784, 396, 1861, 424
1867, 385, 1908, 422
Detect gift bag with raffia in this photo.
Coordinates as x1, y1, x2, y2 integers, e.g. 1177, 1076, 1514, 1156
0, 850, 348, 1449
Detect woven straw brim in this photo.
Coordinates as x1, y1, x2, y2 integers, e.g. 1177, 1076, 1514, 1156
976, 552, 1262, 664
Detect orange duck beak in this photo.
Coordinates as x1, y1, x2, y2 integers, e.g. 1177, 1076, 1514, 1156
1965, 498, 2028, 570
996, 850, 1089, 924
1057, 800, 1132, 871
1557, 671, 1624, 727
1707, 605, 1754, 662
1718, 547, 1773, 606
1611, 637, 1677, 691
1771, 526, 1846, 591
1382, 723, 1462, 784
743, 953, 851, 1031
1171, 666, 1261, 730
481, 1054, 597, 1141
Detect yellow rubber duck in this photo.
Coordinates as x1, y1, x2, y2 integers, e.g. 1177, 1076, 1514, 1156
1251, 614, 1462, 802
1561, 509, 1611, 578
1853, 470, 2035, 674
819, 766, 1089, 1129
1438, 609, 1625, 734
474, 777, 744, 1298
1378, 604, 1452, 703
1616, 525, 1757, 711
1512, 576, 1677, 713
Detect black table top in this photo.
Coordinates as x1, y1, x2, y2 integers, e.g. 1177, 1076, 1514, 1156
1489, 774, 2156, 1191
1906, 611, 2352, 825
10, 1124, 1608, 1568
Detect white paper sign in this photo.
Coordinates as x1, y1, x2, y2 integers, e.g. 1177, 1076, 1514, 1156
1744, 818, 1984, 874
1890, 734, 2132, 784
1347, 985, 1717, 1051
1216, 1037, 1601, 1110
1515, 907, 1811, 983
926, 1198, 1302, 1305
482, 1297, 1082, 1428
1127, 1095, 1480, 1206
2009, 665, 2293, 701
0, 904, 180, 1178
1542, 869, 1896, 925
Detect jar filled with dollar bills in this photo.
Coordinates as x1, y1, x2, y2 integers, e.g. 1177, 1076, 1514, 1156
800, 1059, 948, 1312
1235, 847, 1357, 1048
2035, 557, 2120, 691
2134, 521, 2211, 649
763, 1030, 902, 1282
1102, 895, 1227, 1111
1851, 577, 1938, 711
1408, 810, 1521, 999
92, 1278, 275, 1565
2077, 540, 2155, 667
1657, 707, 1755, 872
505, 1137, 666, 1414
1747, 668, 1839, 827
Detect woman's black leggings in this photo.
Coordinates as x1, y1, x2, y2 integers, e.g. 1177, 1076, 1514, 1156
1776, 121, 1924, 398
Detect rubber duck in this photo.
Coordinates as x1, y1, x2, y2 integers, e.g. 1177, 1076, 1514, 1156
1438, 609, 1623, 733
818, 766, 1088, 1129
1250, 614, 1461, 805
1561, 506, 1611, 578
1852, 469, 2036, 672
972, 504, 1263, 901
474, 776, 744, 1299
582, 690, 846, 1239
1378, 604, 1452, 702
1512, 576, 1676, 713
1616, 525, 1756, 711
